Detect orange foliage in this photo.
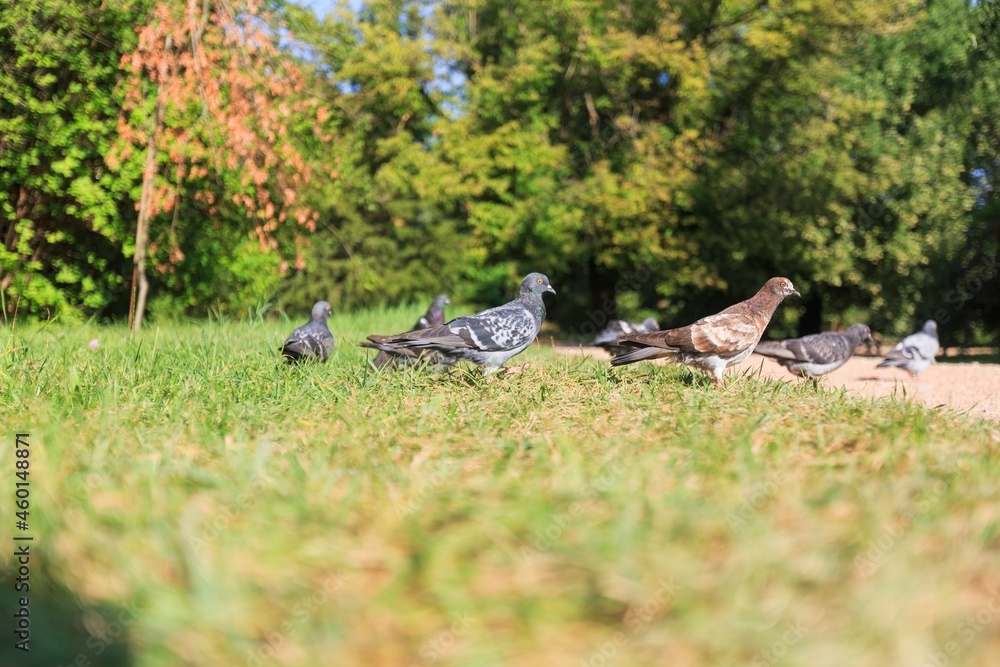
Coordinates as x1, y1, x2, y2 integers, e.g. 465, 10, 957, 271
110, 0, 320, 261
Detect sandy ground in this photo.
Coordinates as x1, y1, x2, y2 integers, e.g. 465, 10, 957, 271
560, 345, 1000, 422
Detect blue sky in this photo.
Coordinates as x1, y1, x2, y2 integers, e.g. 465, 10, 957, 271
301, 0, 350, 17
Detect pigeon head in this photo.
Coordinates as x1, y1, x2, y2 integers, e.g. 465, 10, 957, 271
642, 317, 660, 330
520, 273, 557, 297
425, 294, 449, 326
922, 320, 938, 338
762, 277, 800, 299
311, 301, 332, 321
845, 323, 873, 345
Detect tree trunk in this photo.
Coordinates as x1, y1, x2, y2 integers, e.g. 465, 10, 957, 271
589, 256, 616, 326
130, 112, 157, 332
798, 294, 823, 337
130, 38, 170, 332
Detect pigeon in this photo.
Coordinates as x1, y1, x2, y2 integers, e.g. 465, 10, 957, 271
611, 277, 800, 387
591, 317, 660, 357
754, 324, 873, 379
372, 294, 451, 369
877, 320, 939, 379
362, 273, 556, 374
281, 301, 335, 362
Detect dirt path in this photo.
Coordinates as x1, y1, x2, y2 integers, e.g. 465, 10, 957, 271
560, 345, 1000, 421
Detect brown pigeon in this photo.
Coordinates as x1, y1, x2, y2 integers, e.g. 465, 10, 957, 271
611, 277, 800, 387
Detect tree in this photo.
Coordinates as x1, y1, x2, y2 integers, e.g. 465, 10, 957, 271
279, 0, 471, 310
4, 0, 997, 343
0, 0, 151, 321
424, 0, 991, 340
427, 0, 714, 321
930, 0, 1000, 344
109, 0, 319, 329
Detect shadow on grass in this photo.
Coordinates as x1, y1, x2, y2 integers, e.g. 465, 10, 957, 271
0, 556, 135, 667
676, 371, 717, 388
632, 365, 717, 388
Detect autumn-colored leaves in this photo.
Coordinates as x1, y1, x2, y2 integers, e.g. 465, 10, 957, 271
108, 0, 324, 327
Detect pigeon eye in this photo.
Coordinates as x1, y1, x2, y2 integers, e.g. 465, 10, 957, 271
536, 278, 543, 284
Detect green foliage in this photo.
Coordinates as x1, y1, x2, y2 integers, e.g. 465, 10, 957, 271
0, 0, 151, 321
143, 212, 286, 321
929, 0, 1000, 345
281, 0, 472, 310
2, 0, 998, 342
421, 0, 994, 338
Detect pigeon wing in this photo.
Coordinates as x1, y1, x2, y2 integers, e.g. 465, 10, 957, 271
884, 332, 936, 362
911, 332, 940, 361
753, 340, 799, 361
378, 304, 537, 353
592, 320, 631, 346
625, 311, 761, 357
757, 333, 849, 365
283, 323, 333, 360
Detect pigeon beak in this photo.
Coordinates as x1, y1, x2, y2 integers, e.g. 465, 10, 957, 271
791, 288, 801, 298
546, 285, 557, 295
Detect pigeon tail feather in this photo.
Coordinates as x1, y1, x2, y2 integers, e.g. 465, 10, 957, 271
610, 346, 670, 366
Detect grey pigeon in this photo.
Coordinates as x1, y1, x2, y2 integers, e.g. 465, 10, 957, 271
877, 320, 939, 379
372, 294, 451, 369
612, 277, 800, 387
754, 324, 873, 379
362, 273, 556, 374
281, 301, 335, 362
591, 317, 660, 357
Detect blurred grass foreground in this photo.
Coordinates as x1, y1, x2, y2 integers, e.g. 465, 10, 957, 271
1, 306, 998, 667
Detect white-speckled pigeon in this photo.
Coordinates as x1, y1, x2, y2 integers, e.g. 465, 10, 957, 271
612, 277, 800, 387
362, 273, 555, 374
281, 301, 335, 362
372, 294, 451, 369
591, 317, 660, 357
877, 320, 939, 379
754, 324, 873, 379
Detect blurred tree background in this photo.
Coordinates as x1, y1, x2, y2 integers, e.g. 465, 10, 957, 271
1, 0, 997, 343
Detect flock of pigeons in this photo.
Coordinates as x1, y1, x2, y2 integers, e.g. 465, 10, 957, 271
280, 273, 941, 386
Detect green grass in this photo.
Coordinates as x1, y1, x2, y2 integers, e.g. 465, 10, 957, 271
1, 305, 999, 667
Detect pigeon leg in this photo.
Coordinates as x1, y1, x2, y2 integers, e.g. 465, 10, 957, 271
503, 363, 532, 374
715, 375, 725, 389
